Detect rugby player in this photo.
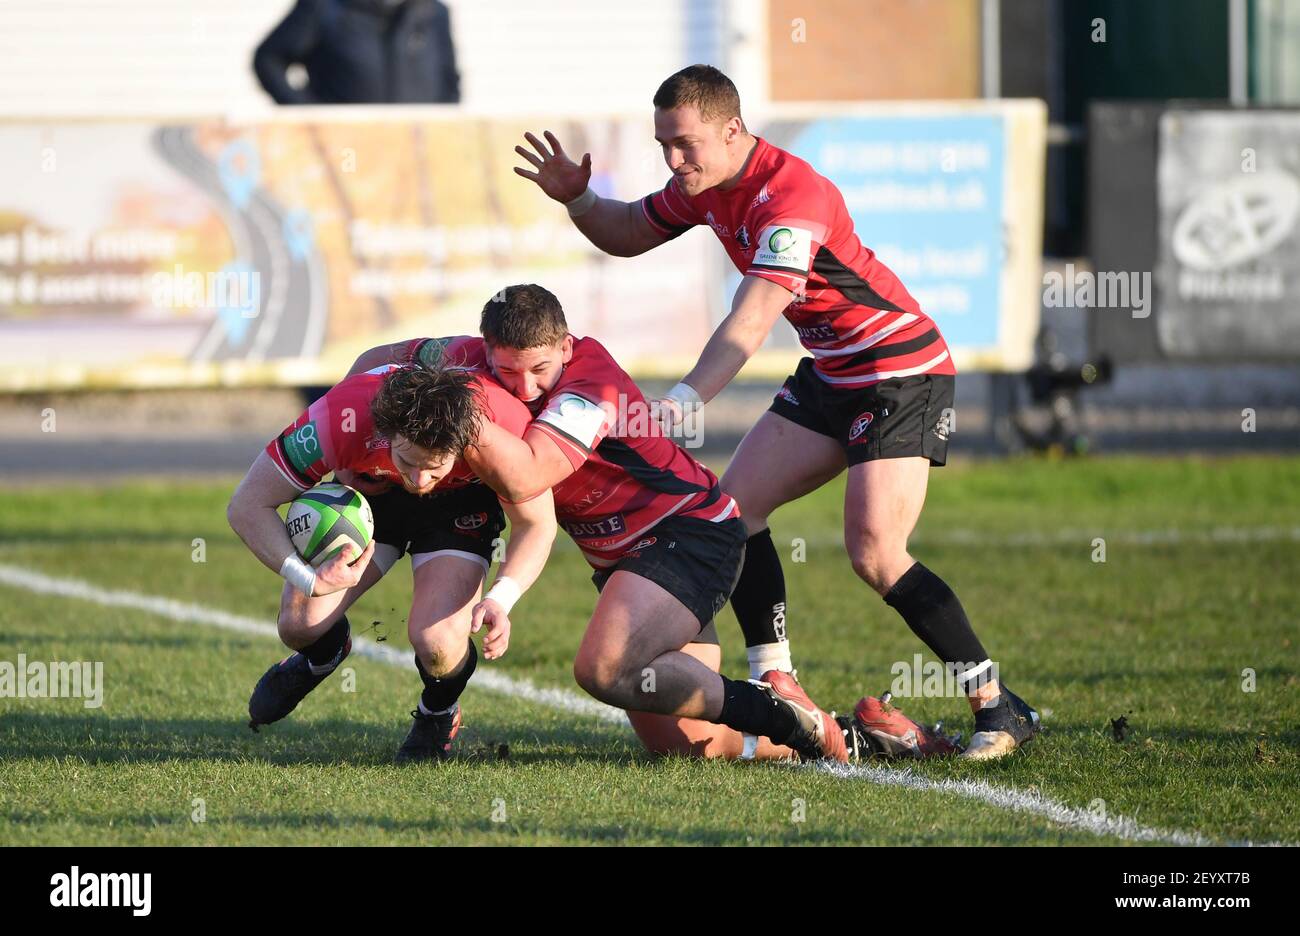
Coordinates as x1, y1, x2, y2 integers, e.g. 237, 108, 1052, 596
513, 65, 1039, 759
351, 285, 958, 762
226, 359, 557, 762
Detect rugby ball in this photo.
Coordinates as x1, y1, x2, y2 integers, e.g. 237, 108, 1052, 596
284, 483, 375, 568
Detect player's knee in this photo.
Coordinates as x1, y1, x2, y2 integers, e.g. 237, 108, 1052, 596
845, 528, 903, 590
572, 650, 623, 702
410, 615, 471, 676
276, 604, 315, 646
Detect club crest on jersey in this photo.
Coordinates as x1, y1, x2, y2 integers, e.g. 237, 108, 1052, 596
454, 512, 489, 531
848, 411, 874, 443
735, 224, 751, 250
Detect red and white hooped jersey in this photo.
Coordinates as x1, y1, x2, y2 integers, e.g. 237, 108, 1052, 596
405, 335, 739, 568
265, 359, 530, 494
641, 136, 956, 390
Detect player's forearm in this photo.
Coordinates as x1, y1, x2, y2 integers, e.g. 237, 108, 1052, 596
682, 316, 770, 403
682, 276, 791, 402
345, 342, 406, 378
571, 197, 653, 258
494, 507, 557, 595
227, 499, 298, 575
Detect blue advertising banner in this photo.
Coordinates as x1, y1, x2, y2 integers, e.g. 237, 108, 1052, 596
783, 114, 1005, 349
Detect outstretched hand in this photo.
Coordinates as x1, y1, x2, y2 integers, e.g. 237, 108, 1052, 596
514, 130, 592, 203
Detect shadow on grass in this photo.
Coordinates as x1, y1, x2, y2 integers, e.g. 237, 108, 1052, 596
0, 711, 636, 769
0, 807, 1073, 845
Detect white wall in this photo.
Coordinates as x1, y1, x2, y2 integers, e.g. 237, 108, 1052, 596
0, 0, 742, 117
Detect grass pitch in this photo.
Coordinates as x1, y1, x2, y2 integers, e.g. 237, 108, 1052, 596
1, 455, 1297, 845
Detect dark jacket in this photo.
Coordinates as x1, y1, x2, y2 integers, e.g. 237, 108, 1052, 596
254, 0, 460, 104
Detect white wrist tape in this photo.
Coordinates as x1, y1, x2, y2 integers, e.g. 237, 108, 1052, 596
280, 554, 317, 597
485, 576, 523, 614
665, 381, 703, 409
661, 381, 703, 428
565, 187, 598, 218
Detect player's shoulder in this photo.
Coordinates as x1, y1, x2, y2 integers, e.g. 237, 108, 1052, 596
332, 365, 394, 400
470, 372, 531, 434
754, 138, 833, 203
566, 336, 630, 382
545, 336, 631, 406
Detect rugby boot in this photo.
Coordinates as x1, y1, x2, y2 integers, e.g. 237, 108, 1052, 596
394, 705, 462, 764
960, 685, 1040, 760
758, 669, 849, 763
247, 635, 351, 731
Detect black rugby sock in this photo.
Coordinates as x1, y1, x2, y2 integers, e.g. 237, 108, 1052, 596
416, 640, 478, 713
884, 562, 990, 683
730, 529, 789, 648
303, 616, 350, 670
714, 676, 799, 744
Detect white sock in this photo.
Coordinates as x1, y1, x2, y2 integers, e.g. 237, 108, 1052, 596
417, 701, 457, 717
747, 642, 794, 680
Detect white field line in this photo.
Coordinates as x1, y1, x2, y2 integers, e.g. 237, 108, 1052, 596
820, 763, 1289, 847
1, 561, 1291, 847
0, 562, 624, 725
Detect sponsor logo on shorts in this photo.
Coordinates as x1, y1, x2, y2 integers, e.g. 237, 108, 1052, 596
776, 386, 799, 406
628, 536, 657, 553
933, 411, 952, 441
848, 411, 874, 443
453, 512, 489, 531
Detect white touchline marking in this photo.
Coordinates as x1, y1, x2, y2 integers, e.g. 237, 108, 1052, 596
0, 562, 625, 725
1, 561, 1292, 847
818, 763, 1291, 847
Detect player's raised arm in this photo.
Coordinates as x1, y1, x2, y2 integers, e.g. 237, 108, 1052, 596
227, 451, 374, 597
345, 340, 415, 378
514, 130, 668, 258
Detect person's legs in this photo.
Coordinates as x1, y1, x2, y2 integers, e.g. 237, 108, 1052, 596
625, 641, 797, 760
407, 551, 487, 708
721, 409, 845, 678
573, 569, 845, 762
393, 483, 505, 762
837, 373, 1037, 758
249, 545, 397, 729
